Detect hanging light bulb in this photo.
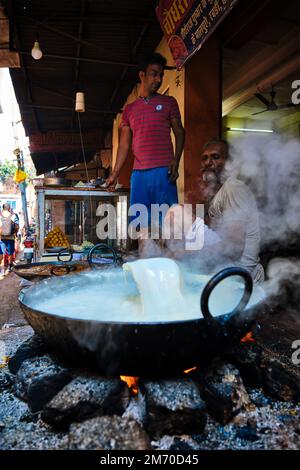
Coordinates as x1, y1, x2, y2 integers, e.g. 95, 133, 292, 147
75, 92, 85, 112
31, 40, 43, 60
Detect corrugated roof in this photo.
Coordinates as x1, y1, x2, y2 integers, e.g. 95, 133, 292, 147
2, 0, 163, 173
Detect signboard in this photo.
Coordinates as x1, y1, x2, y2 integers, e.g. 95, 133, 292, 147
29, 130, 103, 153
156, 0, 239, 69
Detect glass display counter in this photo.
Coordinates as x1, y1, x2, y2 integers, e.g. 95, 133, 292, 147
35, 186, 129, 260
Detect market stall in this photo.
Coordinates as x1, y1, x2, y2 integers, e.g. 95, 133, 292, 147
34, 186, 129, 261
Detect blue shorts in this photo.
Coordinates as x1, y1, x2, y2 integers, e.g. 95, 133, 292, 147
0, 239, 15, 256
129, 166, 178, 227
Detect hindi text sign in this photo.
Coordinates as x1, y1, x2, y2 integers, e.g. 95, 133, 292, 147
156, 0, 239, 69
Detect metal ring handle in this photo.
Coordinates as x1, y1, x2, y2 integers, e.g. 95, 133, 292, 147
87, 243, 118, 268
57, 248, 73, 263
200, 267, 253, 322
50, 265, 71, 276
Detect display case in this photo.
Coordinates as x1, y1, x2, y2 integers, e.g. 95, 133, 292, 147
35, 186, 129, 260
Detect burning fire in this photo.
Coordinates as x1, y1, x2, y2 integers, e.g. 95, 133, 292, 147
240, 331, 255, 343
0, 356, 10, 369
120, 376, 139, 395
184, 367, 197, 374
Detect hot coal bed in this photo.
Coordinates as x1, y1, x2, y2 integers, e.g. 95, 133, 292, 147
0, 277, 299, 452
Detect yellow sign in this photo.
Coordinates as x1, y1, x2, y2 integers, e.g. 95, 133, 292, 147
13, 168, 27, 183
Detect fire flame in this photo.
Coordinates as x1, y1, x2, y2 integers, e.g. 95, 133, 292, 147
120, 376, 139, 395
184, 367, 197, 374
0, 356, 10, 369
240, 331, 255, 343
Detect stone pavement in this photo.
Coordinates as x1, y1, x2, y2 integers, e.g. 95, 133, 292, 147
0, 272, 28, 329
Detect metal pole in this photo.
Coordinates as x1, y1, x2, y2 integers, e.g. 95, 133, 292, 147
11, 121, 30, 230
15, 150, 29, 229
37, 190, 45, 260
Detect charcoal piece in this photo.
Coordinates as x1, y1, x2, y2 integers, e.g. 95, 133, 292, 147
68, 415, 151, 450
8, 335, 47, 374
143, 378, 206, 437
196, 359, 250, 424
0, 370, 14, 391
236, 425, 260, 442
263, 359, 300, 402
41, 375, 129, 428
14, 355, 67, 401
224, 343, 264, 387
19, 411, 40, 423
27, 370, 73, 412
225, 307, 300, 403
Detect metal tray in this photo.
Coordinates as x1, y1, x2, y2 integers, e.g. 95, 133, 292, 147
12, 261, 88, 282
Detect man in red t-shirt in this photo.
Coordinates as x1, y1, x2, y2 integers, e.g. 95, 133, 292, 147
106, 53, 185, 250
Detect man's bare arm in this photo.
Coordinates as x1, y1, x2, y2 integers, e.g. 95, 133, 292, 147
106, 126, 132, 187
169, 118, 185, 183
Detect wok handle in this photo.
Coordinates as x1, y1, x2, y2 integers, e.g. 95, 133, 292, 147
57, 248, 73, 263
200, 267, 253, 322
87, 243, 118, 268
50, 265, 72, 276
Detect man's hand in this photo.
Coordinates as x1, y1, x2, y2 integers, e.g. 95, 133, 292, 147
105, 126, 132, 189
105, 173, 118, 189
168, 160, 179, 183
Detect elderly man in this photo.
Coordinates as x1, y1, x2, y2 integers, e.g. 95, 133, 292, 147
164, 139, 264, 283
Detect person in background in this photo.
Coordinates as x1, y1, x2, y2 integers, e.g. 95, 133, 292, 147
106, 52, 185, 254
164, 140, 264, 283
0, 203, 19, 276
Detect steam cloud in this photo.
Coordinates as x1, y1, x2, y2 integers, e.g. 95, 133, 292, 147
226, 135, 300, 297
226, 135, 300, 245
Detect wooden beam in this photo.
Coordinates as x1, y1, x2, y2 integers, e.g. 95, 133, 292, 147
0, 5, 20, 67
29, 129, 104, 153
224, 30, 300, 99
15, 50, 138, 67
14, 14, 150, 23
24, 104, 120, 114
19, 14, 114, 55
7, 2, 41, 131
221, 0, 276, 50
223, 54, 300, 116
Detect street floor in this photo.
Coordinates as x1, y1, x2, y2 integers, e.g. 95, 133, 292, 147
0, 247, 28, 329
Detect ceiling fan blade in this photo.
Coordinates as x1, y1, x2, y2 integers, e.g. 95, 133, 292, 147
251, 109, 268, 116
270, 90, 276, 103
254, 93, 270, 107
278, 103, 299, 110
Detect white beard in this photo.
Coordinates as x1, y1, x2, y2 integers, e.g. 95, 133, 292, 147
202, 170, 218, 183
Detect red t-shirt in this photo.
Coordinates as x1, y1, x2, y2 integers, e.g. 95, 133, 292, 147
120, 94, 181, 170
